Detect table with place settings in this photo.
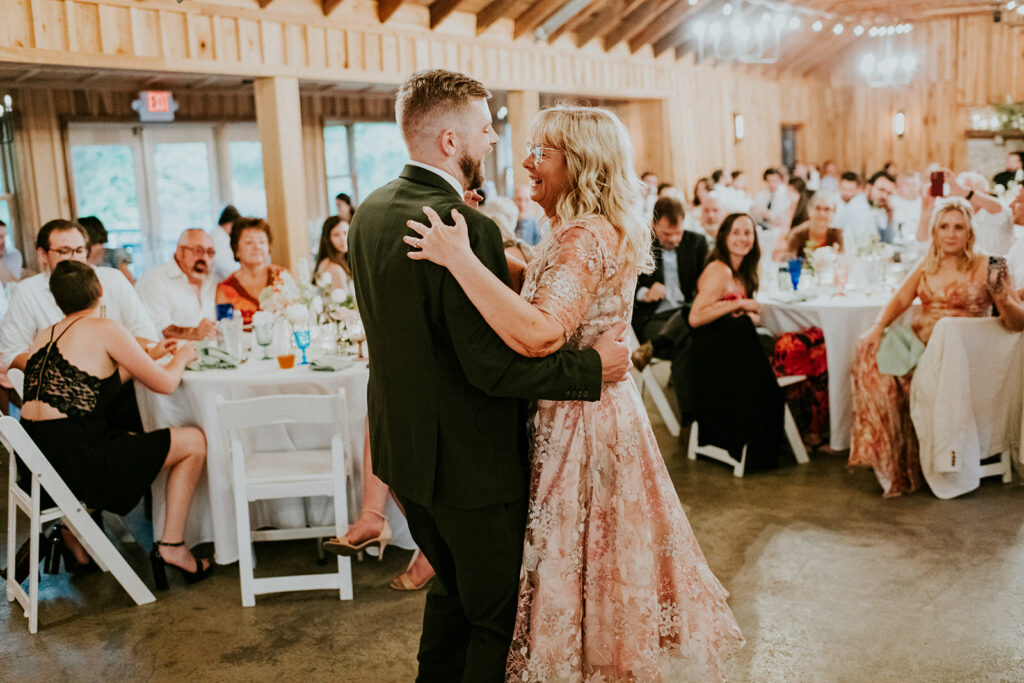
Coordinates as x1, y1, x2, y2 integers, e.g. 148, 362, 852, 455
759, 291, 919, 451
136, 358, 416, 565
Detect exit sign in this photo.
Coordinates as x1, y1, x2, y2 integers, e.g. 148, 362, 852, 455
132, 90, 178, 122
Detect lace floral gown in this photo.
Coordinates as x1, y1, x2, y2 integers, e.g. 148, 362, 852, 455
849, 272, 992, 497
506, 217, 744, 682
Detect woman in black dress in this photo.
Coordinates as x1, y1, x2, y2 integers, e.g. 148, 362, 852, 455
688, 213, 784, 471
21, 261, 211, 587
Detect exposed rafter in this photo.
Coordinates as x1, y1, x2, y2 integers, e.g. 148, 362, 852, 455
575, 0, 647, 47
628, 0, 704, 54
546, 0, 612, 43
377, 0, 405, 23
514, 0, 566, 40
322, 0, 344, 16
429, 0, 466, 29
603, 0, 675, 52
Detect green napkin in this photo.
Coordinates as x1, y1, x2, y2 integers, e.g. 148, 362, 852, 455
876, 324, 924, 376
187, 345, 239, 371
310, 355, 354, 372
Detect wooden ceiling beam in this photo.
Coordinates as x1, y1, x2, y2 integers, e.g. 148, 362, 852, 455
546, 0, 611, 43
377, 0, 405, 23
429, 0, 466, 28
514, 1, 566, 40
322, 0, 344, 16
603, 0, 674, 51
257, 0, 274, 7
628, 0, 704, 54
575, 0, 647, 47
477, 0, 530, 34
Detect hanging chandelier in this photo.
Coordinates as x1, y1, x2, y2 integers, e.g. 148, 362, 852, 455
858, 36, 917, 88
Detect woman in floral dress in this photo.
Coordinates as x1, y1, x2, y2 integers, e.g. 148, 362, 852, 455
406, 105, 743, 681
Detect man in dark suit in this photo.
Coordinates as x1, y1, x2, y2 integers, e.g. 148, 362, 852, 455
631, 196, 708, 369
345, 70, 629, 683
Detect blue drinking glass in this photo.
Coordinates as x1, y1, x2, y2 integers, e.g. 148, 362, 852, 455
294, 329, 311, 365
787, 258, 802, 291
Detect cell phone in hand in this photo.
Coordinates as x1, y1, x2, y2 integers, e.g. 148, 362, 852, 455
929, 171, 944, 198
988, 255, 1007, 291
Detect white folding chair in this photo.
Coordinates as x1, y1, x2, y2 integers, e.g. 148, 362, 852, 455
627, 327, 681, 437
216, 389, 353, 606
2, 416, 155, 634
8, 368, 23, 400
687, 374, 810, 477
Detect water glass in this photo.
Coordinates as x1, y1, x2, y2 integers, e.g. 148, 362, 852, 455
254, 322, 274, 360
294, 329, 311, 365
787, 258, 803, 291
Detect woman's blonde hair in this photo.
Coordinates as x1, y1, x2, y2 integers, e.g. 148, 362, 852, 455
529, 105, 654, 274
923, 196, 978, 274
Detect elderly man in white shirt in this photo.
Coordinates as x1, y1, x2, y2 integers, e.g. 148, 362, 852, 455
137, 229, 218, 340
0, 219, 156, 372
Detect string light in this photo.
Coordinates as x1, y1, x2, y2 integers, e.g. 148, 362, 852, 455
812, 20, 823, 31
832, 23, 844, 35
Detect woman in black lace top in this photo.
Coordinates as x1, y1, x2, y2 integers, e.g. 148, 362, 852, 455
21, 261, 211, 587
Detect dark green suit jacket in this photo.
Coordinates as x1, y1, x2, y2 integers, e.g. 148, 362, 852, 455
348, 164, 602, 509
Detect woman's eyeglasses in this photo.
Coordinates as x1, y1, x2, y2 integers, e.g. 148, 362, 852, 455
526, 142, 558, 165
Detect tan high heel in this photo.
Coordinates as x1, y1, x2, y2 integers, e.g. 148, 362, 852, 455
323, 512, 391, 561
389, 549, 434, 591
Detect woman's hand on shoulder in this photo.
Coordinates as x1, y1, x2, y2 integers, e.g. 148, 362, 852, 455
405, 205, 474, 270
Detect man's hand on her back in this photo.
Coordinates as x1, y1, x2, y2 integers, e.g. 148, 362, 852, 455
593, 322, 631, 383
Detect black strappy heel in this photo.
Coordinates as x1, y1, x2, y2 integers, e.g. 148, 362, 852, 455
150, 540, 213, 590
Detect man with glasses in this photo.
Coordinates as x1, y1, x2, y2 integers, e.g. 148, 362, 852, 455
136, 229, 218, 341
0, 219, 156, 373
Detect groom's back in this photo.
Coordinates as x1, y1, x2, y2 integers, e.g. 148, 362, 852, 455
349, 167, 529, 509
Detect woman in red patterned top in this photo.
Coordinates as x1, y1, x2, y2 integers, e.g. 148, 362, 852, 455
215, 217, 286, 325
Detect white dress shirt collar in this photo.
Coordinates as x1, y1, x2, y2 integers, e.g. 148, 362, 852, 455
407, 160, 464, 197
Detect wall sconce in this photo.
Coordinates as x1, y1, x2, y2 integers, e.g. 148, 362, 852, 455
893, 110, 906, 138
733, 113, 745, 142
0, 94, 15, 145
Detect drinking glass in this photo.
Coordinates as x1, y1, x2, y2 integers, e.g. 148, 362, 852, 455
787, 258, 803, 291
294, 329, 311, 365
254, 322, 274, 360
833, 261, 850, 296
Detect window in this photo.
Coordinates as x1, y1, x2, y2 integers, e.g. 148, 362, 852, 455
323, 122, 407, 212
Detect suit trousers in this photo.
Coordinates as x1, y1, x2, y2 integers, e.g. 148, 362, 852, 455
399, 494, 529, 683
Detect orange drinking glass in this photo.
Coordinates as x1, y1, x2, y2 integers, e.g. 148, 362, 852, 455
276, 354, 295, 369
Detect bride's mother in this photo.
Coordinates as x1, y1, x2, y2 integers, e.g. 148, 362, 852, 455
216, 217, 287, 325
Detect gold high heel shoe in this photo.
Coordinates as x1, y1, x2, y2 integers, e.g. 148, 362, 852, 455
323, 514, 392, 560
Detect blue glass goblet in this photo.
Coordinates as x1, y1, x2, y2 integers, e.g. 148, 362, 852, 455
294, 329, 311, 365
787, 258, 803, 291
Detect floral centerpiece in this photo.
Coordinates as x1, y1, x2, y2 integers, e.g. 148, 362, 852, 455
257, 258, 360, 326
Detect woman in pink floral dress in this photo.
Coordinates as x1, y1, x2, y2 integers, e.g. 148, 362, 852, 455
406, 105, 743, 681
850, 197, 1024, 497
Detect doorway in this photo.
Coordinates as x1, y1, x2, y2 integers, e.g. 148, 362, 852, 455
67, 122, 266, 277
780, 124, 799, 170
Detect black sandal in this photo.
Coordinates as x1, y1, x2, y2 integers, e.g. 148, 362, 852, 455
150, 540, 213, 590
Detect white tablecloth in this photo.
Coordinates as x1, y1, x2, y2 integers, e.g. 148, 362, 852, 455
759, 292, 917, 450
136, 359, 414, 564
910, 317, 1023, 499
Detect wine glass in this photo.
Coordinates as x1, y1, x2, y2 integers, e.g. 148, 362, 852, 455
348, 320, 366, 359
254, 322, 274, 360
787, 258, 803, 292
833, 261, 850, 297
293, 329, 311, 365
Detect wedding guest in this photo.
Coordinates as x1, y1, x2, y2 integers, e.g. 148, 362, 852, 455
834, 171, 869, 232
818, 160, 840, 194
136, 229, 217, 341
695, 192, 726, 242
711, 168, 730, 190
210, 205, 241, 282
992, 151, 1024, 189
0, 218, 23, 283
0, 219, 156, 372
916, 169, 1015, 256
838, 171, 896, 249
772, 192, 844, 261
78, 215, 134, 284
216, 217, 287, 326
479, 195, 532, 271
689, 213, 784, 471
1013, 192, 1024, 225
314, 216, 351, 292
513, 184, 543, 246
882, 160, 898, 178
850, 198, 1008, 497
754, 167, 790, 230
692, 177, 713, 208
20, 260, 211, 586
731, 170, 748, 193
641, 170, 659, 216
786, 176, 812, 229
336, 193, 356, 221
890, 172, 922, 242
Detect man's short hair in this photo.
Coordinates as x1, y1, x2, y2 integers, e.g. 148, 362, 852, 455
763, 167, 780, 181
731, 170, 743, 180
50, 260, 101, 315
868, 170, 895, 186
218, 205, 241, 228
395, 70, 491, 142
652, 197, 684, 225
0, 218, 6, 228
36, 219, 89, 251
840, 171, 861, 184
77, 216, 107, 246
711, 169, 725, 184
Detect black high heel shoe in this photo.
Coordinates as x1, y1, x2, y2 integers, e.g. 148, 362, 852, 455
150, 540, 213, 590
43, 524, 99, 577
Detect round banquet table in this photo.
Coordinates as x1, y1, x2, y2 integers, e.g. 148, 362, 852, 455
136, 359, 415, 565
758, 291, 918, 451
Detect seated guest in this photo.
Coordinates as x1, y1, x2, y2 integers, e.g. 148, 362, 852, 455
513, 184, 543, 246
785, 176, 812, 229
78, 215, 134, 285
818, 160, 840, 194
753, 167, 790, 230
916, 170, 1015, 256
336, 192, 356, 221
479, 195, 531, 260
210, 205, 241, 282
772, 192, 844, 261
0, 218, 23, 283
20, 261, 211, 585
838, 171, 897, 249
890, 172, 922, 240
314, 216, 352, 292
216, 217, 287, 326
631, 197, 708, 370
694, 192, 727, 242
850, 198, 1024, 498
0, 219, 156, 373
993, 151, 1024, 189
687, 213, 784, 471
136, 229, 218, 341
692, 177, 713, 208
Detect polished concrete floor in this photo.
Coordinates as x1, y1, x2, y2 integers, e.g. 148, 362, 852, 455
3, 407, 1024, 682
